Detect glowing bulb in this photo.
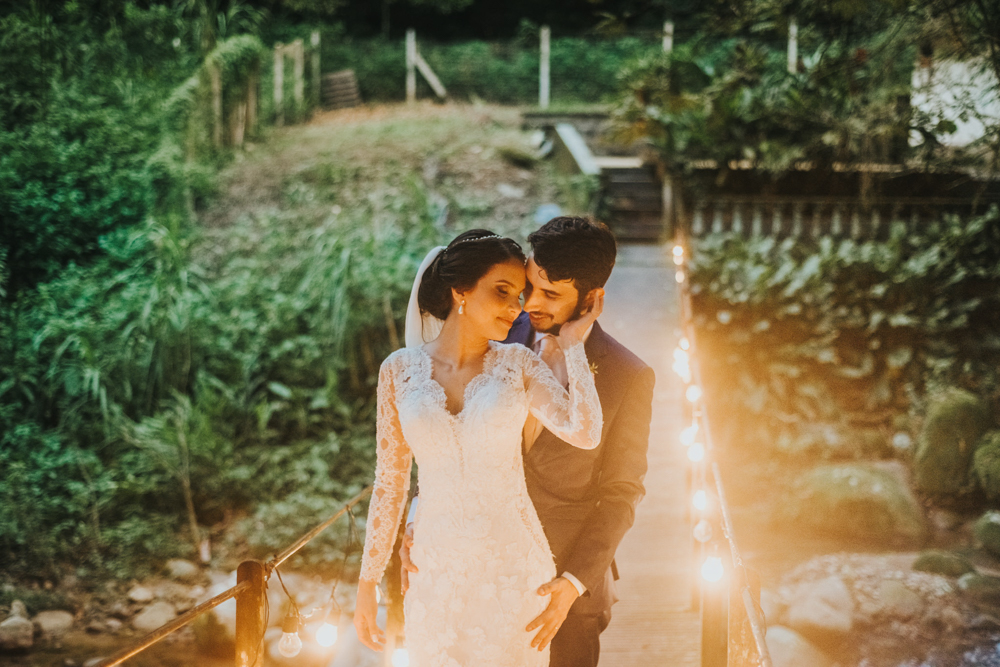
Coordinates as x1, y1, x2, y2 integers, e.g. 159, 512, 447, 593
392, 648, 410, 667
702, 556, 724, 582
673, 348, 689, 365
278, 632, 303, 658
675, 270, 685, 283
672, 244, 684, 257
680, 424, 699, 447
693, 519, 713, 543
688, 442, 705, 462
673, 253, 684, 266
693, 490, 707, 512
316, 622, 338, 647
679, 337, 690, 350
686, 385, 702, 403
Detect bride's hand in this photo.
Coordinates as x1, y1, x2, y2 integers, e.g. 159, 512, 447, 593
353, 581, 386, 652
558, 289, 604, 347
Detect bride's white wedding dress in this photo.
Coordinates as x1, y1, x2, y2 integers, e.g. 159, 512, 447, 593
359, 339, 602, 667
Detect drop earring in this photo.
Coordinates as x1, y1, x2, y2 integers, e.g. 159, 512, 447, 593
459, 300, 465, 315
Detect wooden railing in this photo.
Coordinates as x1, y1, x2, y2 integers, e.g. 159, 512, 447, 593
92, 486, 372, 667
672, 235, 773, 667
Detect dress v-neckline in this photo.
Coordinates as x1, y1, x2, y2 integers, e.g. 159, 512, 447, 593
417, 342, 500, 419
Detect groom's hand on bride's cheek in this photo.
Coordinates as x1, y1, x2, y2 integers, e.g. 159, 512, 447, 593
526, 577, 579, 650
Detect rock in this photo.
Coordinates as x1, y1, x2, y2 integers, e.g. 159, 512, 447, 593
760, 589, 786, 626
928, 508, 964, 533
165, 559, 201, 583
957, 572, 1000, 605
0, 614, 34, 650
34, 610, 74, 637
764, 625, 834, 667
105, 618, 123, 632
86, 619, 106, 634
108, 601, 131, 619
914, 388, 991, 496
127, 585, 154, 603
875, 580, 924, 619
786, 576, 854, 643
913, 549, 976, 577
153, 580, 194, 602
975, 511, 1000, 557
132, 601, 176, 633
974, 431, 1000, 500
785, 463, 926, 542
9, 600, 28, 618
83, 658, 105, 667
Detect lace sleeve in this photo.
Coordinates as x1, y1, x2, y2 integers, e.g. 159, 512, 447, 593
522, 342, 603, 450
359, 357, 413, 584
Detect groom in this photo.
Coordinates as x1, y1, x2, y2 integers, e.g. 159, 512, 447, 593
402, 216, 654, 667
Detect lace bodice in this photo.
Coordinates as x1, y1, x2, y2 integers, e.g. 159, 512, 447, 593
359, 340, 602, 584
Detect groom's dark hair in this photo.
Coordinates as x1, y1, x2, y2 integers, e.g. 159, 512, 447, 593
528, 216, 617, 298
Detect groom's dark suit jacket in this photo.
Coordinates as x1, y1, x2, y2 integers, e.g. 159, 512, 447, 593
505, 311, 654, 616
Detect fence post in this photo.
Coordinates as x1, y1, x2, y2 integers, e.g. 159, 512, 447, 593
311, 30, 321, 109
234, 561, 267, 667
787, 17, 798, 74
274, 43, 285, 126
663, 21, 674, 52
293, 38, 304, 120
246, 59, 259, 138
406, 29, 416, 103
539, 26, 551, 109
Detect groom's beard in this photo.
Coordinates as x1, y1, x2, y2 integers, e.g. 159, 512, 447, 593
532, 294, 589, 335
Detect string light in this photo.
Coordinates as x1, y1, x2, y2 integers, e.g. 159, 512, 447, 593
685, 385, 702, 403
315, 606, 339, 648
672, 245, 684, 264
675, 270, 685, 283
278, 613, 303, 658
679, 337, 690, 351
688, 442, 705, 462
692, 489, 707, 512
680, 424, 699, 447
392, 648, 411, 667
701, 556, 724, 582
693, 519, 713, 543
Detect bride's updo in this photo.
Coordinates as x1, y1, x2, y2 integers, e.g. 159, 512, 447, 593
418, 230, 526, 320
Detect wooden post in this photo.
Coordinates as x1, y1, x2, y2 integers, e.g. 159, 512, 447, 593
293, 38, 304, 120
234, 561, 266, 667
311, 30, 322, 110
210, 63, 223, 148
274, 43, 285, 126
406, 29, 416, 103
663, 21, 674, 53
539, 26, 551, 109
787, 17, 798, 74
246, 60, 258, 138
414, 52, 447, 99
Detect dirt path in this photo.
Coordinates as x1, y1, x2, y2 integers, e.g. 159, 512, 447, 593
598, 245, 700, 666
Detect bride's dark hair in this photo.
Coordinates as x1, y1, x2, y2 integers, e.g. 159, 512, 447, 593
418, 229, 526, 320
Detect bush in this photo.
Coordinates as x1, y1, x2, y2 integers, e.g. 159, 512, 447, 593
973, 431, 1000, 501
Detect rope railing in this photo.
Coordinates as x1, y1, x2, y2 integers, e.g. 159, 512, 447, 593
93, 485, 373, 667
671, 236, 773, 667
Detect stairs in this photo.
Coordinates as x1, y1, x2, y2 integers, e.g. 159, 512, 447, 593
598, 161, 664, 243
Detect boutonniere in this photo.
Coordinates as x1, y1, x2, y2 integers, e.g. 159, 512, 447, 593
589, 362, 599, 376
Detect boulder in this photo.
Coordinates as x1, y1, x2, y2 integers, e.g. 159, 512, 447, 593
957, 572, 1000, 606
874, 580, 924, 619
912, 549, 976, 577
9, 600, 28, 619
786, 576, 854, 642
785, 463, 926, 542
127, 585, 154, 603
0, 614, 34, 650
132, 601, 176, 633
34, 610, 74, 637
764, 625, 834, 667
165, 559, 201, 584
914, 388, 991, 496
975, 432, 1000, 501
975, 511, 1000, 557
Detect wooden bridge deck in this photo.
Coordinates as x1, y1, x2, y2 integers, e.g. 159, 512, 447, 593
598, 244, 700, 666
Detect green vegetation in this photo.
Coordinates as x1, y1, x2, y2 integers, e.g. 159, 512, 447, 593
915, 389, 992, 496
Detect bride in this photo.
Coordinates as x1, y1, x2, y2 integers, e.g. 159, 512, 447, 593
353, 229, 604, 666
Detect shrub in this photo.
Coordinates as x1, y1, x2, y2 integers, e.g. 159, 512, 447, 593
973, 431, 1000, 501
915, 388, 992, 496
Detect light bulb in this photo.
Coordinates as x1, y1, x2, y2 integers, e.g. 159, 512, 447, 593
672, 244, 684, 257
392, 648, 410, 667
673, 253, 684, 266
675, 270, 685, 283
680, 424, 699, 446
278, 632, 303, 658
686, 385, 702, 403
692, 490, 707, 512
702, 556, 724, 582
316, 622, 338, 647
693, 519, 713, 543
679, 337, 690, 350
688, 442, 705, 462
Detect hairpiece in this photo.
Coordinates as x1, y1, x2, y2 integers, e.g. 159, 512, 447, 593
442, 234, 507, 256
